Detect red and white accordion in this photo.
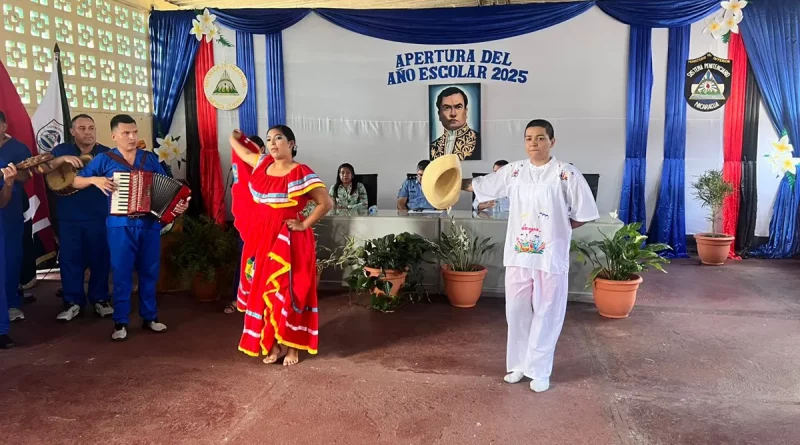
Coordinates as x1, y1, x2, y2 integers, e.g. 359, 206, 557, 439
110, 171, 191, 224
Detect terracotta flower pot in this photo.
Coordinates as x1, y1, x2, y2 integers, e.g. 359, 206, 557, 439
592, 274, 643, 319
363, 266, 407, 296
192, 274, 219, 302
441, 265, 488, 308
694, 234, 735, 266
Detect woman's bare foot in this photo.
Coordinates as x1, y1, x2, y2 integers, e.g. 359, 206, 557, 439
262, 343, 287, 364
283, 348, 300, 366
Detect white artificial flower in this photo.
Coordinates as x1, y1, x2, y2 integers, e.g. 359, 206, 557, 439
779, 156, 800, 177
154, 146, 172, 163
610, 209, 618, 219
722, 10, 744, 34
721, 0, 748, 18
703, 15, 730, 40
204, 25, 220, 43
156, 134, 179, 154
767, 151, 791, 177
771, 135, 794, 156
189, 19, 204, 41
198, 8, 217, 29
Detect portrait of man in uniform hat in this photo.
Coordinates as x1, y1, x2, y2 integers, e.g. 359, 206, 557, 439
429, 84, 481, 161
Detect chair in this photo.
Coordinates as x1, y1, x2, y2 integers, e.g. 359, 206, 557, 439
353, 174, 378, 208
583, 174, 599, 200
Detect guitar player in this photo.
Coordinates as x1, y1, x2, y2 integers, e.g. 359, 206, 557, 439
72, 114, 189, 342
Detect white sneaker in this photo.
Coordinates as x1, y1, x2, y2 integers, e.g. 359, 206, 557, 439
8, 308, 25, 322
94, 302, 114, 318
530, 378, 550, 393
111, 324, 127, 341
142, 319, 167, 333
57, 304, 81, 322
504, 371, 525, 384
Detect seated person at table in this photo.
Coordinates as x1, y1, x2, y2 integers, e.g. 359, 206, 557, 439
474, 160, 510, 212
397, 160, 435, 211
330, 163, 368, 212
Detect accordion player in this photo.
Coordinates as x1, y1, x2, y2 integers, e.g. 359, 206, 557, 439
110, 171, 191, 224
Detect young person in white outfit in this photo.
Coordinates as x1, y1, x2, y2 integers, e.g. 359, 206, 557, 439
462, 119, 599, 392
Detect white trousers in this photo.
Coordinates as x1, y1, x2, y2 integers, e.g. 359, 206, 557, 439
504, 266, 569, 381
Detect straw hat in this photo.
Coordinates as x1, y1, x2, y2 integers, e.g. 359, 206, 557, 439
421, 154, 463, 209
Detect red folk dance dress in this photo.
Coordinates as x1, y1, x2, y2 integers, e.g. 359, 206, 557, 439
231, 138, 261, 307
237, 154, 325, 357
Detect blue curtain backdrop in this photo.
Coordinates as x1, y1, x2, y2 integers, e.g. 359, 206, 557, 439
597, 0, 720, 27
618, 26, 653, 229
265, 33, 286, 128
235, 31, 258, 137
741, 0, 800, 258
648, 26, 690, 256
315, 3, 593, 45
211, 8, 309, 34
149, 11, 200, 146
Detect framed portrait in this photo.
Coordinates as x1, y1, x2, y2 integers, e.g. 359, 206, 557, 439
428, 83, 481, 161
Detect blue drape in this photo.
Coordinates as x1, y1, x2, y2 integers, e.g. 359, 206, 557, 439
618, 26, 652, 230
741, 0, 800, 258
648, 26, 690, 257
211, 8, 309, 35
315, 3, 593, 44
266, 32, 286, 128
597, 0, 720, 27
235, 31, 258, 137
149, 11, 199, 144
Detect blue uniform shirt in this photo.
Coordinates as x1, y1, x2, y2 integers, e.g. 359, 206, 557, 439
78, 148, 168, 229
51, 143, 111, 222
0, 137, 31, 226
398, 178, 434, 210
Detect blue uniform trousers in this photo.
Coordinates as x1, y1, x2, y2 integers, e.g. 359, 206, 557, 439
59, 220, 111, 307
107, 226, 160, 325
3, 218, 23, 310
0, 228, 8, 335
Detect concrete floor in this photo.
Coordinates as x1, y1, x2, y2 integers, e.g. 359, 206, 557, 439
1, 258, 799, 445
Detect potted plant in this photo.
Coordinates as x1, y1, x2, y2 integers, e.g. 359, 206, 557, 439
343, 232, 433, 311
433, 217, 497, 308
571, 223, 670, 318
691, 169, 735, 265
170, 215, 239, 302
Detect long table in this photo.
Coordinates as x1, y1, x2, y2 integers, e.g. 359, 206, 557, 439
315, 209, 622, 303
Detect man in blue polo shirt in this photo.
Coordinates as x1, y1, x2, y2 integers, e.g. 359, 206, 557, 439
73, 114, 189, 341
0, 160, 19, 348
397, 159, 435, 211
37, 114, 113, 322
0, 111, 32, 324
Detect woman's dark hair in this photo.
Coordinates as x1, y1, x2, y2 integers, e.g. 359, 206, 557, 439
267, 124, 297, 157
249, 135, 265, 149
333, 163, 361, 197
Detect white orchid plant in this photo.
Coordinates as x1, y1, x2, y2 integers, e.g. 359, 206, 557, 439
703, 0, 748, 43
189, 9, 233, 47
154, 134, 187, 170
765, 131, 800, 188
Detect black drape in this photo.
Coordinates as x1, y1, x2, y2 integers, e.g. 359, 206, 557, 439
735, 62, 761, 258
183, 67, 205, 218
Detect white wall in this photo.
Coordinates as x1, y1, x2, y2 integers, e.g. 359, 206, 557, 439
169, 6, 781, 236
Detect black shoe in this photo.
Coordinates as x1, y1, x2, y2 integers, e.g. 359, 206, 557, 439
0, 334, 15, 349
111, 323, 128, 342
142, 318, 168, 333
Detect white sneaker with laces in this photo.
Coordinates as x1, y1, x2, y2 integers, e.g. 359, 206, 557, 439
143, 320, 167, 333
94, 302, 114, 318
57, 304, 81, 322
504, 371, 525, 384
111, 325, 127, 341
530, 378, 550, 393
8, 308, 25, 322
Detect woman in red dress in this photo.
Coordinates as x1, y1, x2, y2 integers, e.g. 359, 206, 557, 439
229, 126, 333, 366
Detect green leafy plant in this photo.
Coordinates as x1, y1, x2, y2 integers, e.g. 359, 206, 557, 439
433, 216, 497, 272
691, 169, 734, 237
340, 232, 435, 312
170, 215, 239, 286
571, 223, 671, 287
